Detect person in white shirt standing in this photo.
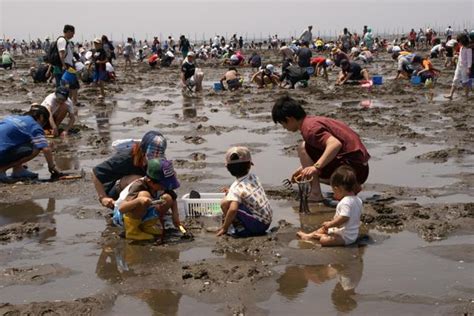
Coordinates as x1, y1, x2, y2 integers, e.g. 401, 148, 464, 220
300, 25, 313, 45
57, 24, 80, 107
445, 33, 472, 99
297, 166, 363, 246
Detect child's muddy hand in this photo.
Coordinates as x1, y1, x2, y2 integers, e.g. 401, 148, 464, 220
140, 197, 152, 207
216, 227, 226, 237
220, 186, 229, 194
100, 197, 115, 209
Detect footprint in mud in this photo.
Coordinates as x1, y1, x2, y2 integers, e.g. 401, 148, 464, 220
183, 135, 206, 144
122, 117, 149, 126
189, 152, 206, 161
415, 148, 473, 163
173, 159, 206, 169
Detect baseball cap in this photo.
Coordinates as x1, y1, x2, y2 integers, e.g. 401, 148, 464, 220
225, 146, 252, 165
187, 52, 195, 57
146, 159, 180, 190
140, 131, 167, 161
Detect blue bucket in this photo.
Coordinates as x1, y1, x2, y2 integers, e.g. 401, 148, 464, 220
372, 75, 383, 85
411, 75, 421, 85
61, 70, 76, 83
213, 82, 223, 91
306, 67, 315, 76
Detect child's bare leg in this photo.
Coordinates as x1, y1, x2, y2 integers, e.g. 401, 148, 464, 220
297, 226, 326, 240
319, 234, 346, 247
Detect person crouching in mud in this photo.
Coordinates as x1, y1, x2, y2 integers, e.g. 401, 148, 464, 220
112, 158, 182, 241
92, 131, 167, 209
217, 147, 273, 237
271, 95, 370, 206
180, 52, 203, 92
219, 67, 243, 91
336, 60, 370, 85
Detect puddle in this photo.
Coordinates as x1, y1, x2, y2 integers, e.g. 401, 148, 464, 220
108, 290, 221, 316
366, 141, 473, 187
179, 246, 221, 262
258, 232, 474, 314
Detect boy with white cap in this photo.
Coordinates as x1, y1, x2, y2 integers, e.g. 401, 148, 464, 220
217, 146, 273, 237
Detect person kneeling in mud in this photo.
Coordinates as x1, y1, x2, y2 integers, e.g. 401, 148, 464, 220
219, 67, 243, 91
251, 64, 280, 89
41, 86, 76, 137
280, 59, 310, 89
297, 166, 362, 246
113, 158, 182, 241
180, 52, 203, 92
217, 147, 273, 237
336, 60, 370, 85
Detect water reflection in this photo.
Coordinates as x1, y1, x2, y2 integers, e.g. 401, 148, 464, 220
182, 96, 204, 119
133, 289, 181, 315
94, 107, 113, 145
0, 199, 57, 242
277, 247, 365, 313
96, 241, 179, 283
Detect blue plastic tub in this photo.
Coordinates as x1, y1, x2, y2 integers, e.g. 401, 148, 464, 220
61, 70, 76, 82
372, 75, 383, 85
411, 75, 421, 85
213, 82, 223, 91
306, 67, 315, 76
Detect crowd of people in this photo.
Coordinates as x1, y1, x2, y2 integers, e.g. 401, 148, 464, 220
1, 23, 473, 247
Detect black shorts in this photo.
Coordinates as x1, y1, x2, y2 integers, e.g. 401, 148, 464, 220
227, 78, 241, 89
445, 47, 454, 58
430, 51, 439, 59
0, 143, 34, 166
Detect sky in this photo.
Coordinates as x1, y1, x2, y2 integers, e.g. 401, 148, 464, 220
1, 0, 473, 42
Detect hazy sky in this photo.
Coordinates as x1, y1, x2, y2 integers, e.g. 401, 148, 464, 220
1, 0, 473, 42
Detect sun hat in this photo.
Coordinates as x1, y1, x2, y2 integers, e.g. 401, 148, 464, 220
146, 159, 180, 190
140, 131, 167, 161
225, 146, 252, 165
93, 38, 102, 44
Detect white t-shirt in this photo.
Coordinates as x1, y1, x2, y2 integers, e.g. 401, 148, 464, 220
431, 44, 442, 54
331, 196, 362, 244
41, 93, 74, 115
57, 37, 74, 66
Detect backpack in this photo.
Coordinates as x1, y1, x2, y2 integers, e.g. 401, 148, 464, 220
45, 36, 66, 67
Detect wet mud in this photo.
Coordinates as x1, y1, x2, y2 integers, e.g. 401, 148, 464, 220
0, 50, 473, 315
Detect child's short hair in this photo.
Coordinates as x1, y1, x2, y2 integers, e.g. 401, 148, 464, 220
330, 165, 359, 192
226, 162, 251, 178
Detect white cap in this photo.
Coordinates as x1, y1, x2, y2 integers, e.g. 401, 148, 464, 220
266, 64, 274, 73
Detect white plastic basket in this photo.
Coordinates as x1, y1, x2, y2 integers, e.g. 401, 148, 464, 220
181, 192, 224, 217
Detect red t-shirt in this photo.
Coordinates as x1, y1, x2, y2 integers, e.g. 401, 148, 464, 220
148, 54, 158, 63
300, 116, 370, 164
310, 57, 325, 66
